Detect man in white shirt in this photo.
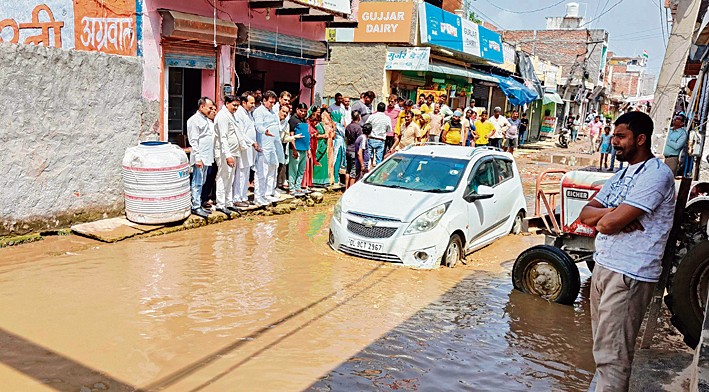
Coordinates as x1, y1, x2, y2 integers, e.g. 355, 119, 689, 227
213, 95, 243, 214
488, 106, 510, 149
233, 93, 260, 208
365, 102, 392, 166
253, 90, 280, 206
187, 97, 215, 218
438, 93, 454, 122
342, 97, 352, 126
579, 111, 675, 392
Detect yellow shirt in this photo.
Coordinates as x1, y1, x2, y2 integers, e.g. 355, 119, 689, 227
419, 103, 433, 114
395, 111, 406, 135
442, 121, 463, 145
474, 120, 495, 145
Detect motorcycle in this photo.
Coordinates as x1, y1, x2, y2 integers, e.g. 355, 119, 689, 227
557, 127, 570, 149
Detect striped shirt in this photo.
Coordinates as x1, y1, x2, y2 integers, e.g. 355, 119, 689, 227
366, 112, 393, 140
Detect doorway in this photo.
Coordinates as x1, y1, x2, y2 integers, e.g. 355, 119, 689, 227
167, 67, 204, 147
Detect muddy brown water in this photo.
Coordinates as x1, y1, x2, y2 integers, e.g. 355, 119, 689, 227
0, 203, 594, 391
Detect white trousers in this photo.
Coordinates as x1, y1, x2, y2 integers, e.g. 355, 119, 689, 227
254, 158, 278, 204
216, 156, 236, 208
234, 163, 251, 203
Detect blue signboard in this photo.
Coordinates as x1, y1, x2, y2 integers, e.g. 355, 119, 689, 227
479, 25, 504, 64
418, 2, 503, 64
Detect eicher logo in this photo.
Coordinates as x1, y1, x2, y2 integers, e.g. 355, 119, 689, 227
566, 189, 589, 200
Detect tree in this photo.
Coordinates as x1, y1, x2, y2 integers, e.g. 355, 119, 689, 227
468, 12, 482, 24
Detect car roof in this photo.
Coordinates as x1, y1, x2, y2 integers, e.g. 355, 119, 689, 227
397, 144, 514, 161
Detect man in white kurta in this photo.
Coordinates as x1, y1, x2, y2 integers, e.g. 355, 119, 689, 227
233, 94, 259, 207
253, 91, 280, 206
213, 96, 242, 213
186, 97, 214, 218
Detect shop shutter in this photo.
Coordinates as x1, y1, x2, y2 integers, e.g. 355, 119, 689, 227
162, 40, 219, 69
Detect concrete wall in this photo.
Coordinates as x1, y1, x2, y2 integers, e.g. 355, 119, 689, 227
0, 43, 157, 236
323, 43, 388, 99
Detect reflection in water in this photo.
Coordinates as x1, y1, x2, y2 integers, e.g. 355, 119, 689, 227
309, 272, 594, 392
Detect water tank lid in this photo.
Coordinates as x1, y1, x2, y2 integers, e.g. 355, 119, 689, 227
140, 141, 169, 146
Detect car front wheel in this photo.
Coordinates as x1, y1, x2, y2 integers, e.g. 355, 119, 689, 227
442, 234, 463, 268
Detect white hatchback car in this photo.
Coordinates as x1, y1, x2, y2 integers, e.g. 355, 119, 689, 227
329, 145, 527, 268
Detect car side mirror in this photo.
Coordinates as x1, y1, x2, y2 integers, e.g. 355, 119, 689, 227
464, 185, 494, 202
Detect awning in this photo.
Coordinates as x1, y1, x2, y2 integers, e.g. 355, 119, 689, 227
543, 92, 564, 105
427, 62, 499, 83
160, 10, 238, 45
236, 25, 328, 64
497, 76, 539, 106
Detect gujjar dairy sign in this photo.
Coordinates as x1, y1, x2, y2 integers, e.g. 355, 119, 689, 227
326, 1, 413, 43
354, 2, 413, 43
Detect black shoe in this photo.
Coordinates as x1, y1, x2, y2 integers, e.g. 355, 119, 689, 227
227, 206, 240, 213
191, 208, 210, 219
215, 207, 231, 215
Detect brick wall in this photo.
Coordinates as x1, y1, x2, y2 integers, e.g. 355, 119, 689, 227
503, 29, 607, 86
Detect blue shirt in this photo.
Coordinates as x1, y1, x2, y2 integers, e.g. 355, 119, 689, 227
663, 127, 688, 157
294, 122, 311, 151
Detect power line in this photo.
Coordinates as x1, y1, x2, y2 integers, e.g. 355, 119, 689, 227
481, 0, 567, 14
579, 0, 624, 28
468, 4, 506, 30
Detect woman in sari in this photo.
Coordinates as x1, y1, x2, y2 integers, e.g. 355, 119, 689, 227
313, 108, 334, 187
302, 109, 320, 191
330, 110, 346, 186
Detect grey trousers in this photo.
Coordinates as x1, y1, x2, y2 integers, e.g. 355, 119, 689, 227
590, 264, 655, 392
664, 156, 679, 176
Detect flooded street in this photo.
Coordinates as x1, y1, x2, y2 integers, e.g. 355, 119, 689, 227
0, 202, 595, 391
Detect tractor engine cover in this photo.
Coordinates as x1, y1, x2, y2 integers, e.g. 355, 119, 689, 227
561, 171, 615, 237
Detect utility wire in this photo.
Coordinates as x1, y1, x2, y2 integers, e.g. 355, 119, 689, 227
481, 0, 567, 14
579, 0, 624, 28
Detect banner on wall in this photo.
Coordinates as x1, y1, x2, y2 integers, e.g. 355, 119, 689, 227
74, 0, 137, 56
385, 47, 429, 71
327, 1, 413, 43
418, 2, 503, 64
0, 1, 137, 56
541, 116, 557, 134
416, 89, 446, 101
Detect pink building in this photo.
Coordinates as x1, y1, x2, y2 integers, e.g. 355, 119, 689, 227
140, 0, 353, 145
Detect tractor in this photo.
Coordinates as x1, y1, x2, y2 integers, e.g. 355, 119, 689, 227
513, 168, 709, 348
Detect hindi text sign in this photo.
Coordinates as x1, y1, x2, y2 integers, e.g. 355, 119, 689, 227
73, 0, 136, 56
385, 47, 429, 71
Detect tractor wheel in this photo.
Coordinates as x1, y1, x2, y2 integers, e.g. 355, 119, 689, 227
512, 245, 581, 305
666, 240, 709, 348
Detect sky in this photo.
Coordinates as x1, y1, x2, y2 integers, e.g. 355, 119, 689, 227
468, 0, 670, 76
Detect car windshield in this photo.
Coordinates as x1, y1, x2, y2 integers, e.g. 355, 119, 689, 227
363, 154, 468, 193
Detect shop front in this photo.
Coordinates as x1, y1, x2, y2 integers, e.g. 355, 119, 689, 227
141, 0, 352, 145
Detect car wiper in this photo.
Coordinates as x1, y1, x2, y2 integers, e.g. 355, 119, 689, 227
381, 184, 408, 189
421, 188, 451, 193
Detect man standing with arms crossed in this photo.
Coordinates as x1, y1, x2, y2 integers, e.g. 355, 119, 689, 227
579, 111, 675, 391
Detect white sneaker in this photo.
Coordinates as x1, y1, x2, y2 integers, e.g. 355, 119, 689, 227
254, 198, 270, 206
266, 195, 280, 202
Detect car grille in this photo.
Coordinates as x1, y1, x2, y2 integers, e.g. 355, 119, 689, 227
338, 245, 402, 263
347, 211, 401, 222
347, 220, 398, 238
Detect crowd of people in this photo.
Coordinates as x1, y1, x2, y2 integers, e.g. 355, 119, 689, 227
186, 90, 538, 217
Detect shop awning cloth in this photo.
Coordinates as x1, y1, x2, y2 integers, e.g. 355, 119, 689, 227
497, 76, 539, 106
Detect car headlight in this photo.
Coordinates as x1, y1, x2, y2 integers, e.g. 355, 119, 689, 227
333, 199, 342, 222
404, 203, 450, 235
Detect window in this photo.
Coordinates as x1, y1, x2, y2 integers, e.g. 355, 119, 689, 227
494, 158, 514, 183
364, 154, 468, 193
467, 159, 497, 194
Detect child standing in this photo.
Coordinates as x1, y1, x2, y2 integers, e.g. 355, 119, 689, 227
599, 126, 612, 169
355, 123, 372, 181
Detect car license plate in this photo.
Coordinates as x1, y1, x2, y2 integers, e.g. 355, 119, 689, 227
348, 238, 383, 253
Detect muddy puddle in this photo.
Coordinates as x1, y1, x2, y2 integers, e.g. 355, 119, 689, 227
0, 204, 594, 391
529, 153, 597, 167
